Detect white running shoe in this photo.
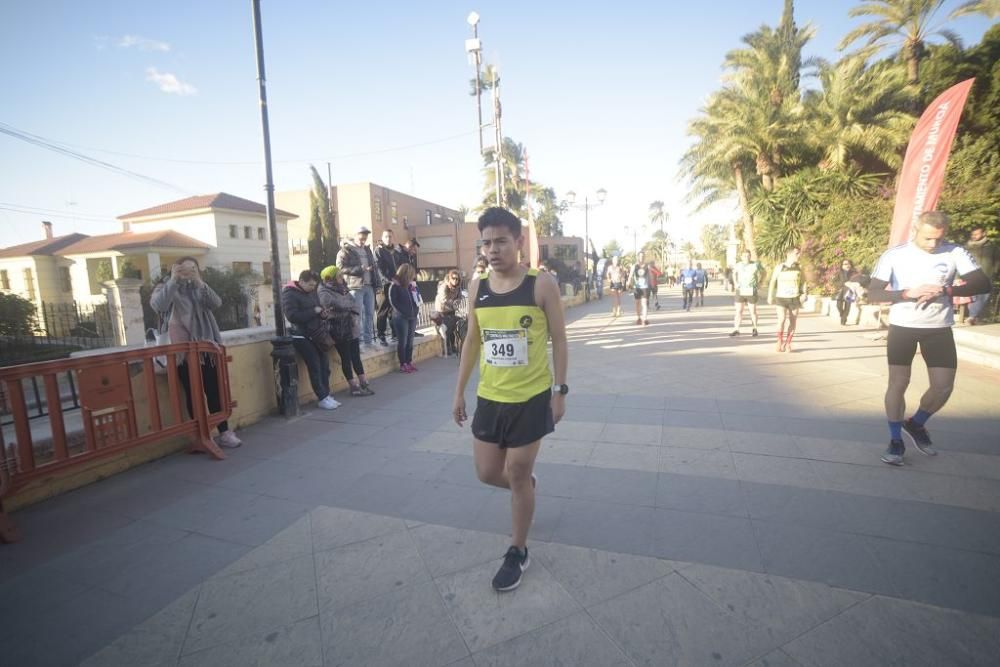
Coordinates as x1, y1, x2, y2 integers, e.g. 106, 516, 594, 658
217, 431, 243, 448
318, 396, 340, 410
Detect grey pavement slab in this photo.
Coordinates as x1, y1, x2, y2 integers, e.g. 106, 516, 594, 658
181, 554, 318, 655
321, 581, 469, 667
180, 616, 324, 667
409, 523, 512, 578
435, 557, 582, 653
82, 587, 200, 667
781, 595, 1000, 667
588, 573, 780, 666
552, 498, 656, 554
308, 504, 407, 552
315, 526, 430, 613
401, 480, 494, 529
651, 507, 764, 571
532, 540, 676, 608
470, 611, 631, 666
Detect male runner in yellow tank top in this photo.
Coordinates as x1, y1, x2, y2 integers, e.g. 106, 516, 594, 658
452, 207, 569, 592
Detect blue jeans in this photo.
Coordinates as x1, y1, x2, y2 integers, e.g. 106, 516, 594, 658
392, 314, 416, 364
968, 291, 992, 319
351, 286, 375, 344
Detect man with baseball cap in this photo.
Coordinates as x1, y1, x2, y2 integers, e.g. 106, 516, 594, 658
336, 226, 380, 346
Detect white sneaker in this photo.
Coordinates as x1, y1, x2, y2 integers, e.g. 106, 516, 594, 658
318, 396, 340, 410
217, 431, 243, 448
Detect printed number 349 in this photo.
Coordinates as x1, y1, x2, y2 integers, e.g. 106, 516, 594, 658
491, 343, 515, 357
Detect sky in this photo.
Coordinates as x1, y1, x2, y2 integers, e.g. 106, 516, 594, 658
0, 1, 993, 252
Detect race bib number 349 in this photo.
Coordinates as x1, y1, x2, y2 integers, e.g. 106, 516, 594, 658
482, 329, 529, 366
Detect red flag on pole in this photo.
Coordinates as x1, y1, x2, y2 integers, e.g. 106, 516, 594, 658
888, 78, 974, 248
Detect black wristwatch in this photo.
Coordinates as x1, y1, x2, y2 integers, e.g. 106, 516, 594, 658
552, 383, 569, 396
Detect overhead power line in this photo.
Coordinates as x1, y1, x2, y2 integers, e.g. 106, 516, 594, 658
0, 122, 477, 166
0, 203, 116, 222
0, 122, 188, 193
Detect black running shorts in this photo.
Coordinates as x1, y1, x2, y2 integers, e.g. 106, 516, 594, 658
735, 293, 759, 305
633, 287, 651, 300
886, 325, 957, 369
472, 389, 554, 448
774, 297, 801, 310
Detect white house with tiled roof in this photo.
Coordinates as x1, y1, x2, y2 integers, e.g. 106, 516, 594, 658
0, 193, 296, 308
116, 192, 296, 287
0, 222, 86, 313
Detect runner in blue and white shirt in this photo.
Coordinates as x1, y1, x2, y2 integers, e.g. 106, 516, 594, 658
867, 212, 990, 466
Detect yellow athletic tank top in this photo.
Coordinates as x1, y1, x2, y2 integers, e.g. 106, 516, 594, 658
474, 269, 552, 403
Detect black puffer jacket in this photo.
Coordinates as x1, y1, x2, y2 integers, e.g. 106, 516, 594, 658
281, 281, 324, 337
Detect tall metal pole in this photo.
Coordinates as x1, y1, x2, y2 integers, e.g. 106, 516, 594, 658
251, 0, 298, 417
473, 24, 484, 155
584, 196, 590, 302
493, 76, 503, 207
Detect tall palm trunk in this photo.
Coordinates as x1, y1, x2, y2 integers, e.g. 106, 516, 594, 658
732, 163, 757, 257
904, 40, 920, 84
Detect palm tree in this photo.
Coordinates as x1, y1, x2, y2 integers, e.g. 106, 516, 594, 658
838, 0, 963, 85
648, 201, 667, 232
682, 1, 813, 256
804, 56, 916, 170
682, 99, 760, 256
951, 0, 1000, 18
480, 137, 527, 214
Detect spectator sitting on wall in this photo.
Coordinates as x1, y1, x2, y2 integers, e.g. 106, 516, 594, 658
319, 265, 375, 397
150, 256, 241, 449
434, 269, 466, 356
281, 270, 341, 410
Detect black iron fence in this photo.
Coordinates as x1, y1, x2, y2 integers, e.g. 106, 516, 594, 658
0, 301, 119, 367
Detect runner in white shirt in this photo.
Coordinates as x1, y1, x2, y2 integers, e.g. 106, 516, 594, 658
867, 212, 991, 466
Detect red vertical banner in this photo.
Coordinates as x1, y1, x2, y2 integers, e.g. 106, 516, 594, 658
888, 78, 974, 248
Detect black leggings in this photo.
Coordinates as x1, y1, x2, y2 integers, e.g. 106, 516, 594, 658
334, 338, 365, 381
178, 358, 228, 433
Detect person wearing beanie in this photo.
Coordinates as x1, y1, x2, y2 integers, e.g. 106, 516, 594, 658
319, 265, 374, 396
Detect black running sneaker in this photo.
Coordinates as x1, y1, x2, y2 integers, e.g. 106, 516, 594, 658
492, 546, 529, 592
902, 419, 937, 456
881, 439, 905, 466
729, 330, 740, 337
752, 328, 759, 337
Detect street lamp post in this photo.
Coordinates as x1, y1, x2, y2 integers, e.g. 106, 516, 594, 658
250, 0, 298, 418
465, 12, 504, 207
624, 223, 643, 256
565, 188, 607, 302
465, 12, 484, 156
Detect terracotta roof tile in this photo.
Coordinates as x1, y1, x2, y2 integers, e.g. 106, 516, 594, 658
0, 233, 90, 259
58, 230, 210, 255
118, 192, 296, 220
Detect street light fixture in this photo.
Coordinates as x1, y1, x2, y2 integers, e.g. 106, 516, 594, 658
564, 188, 607, 302
464, 11, 503, 206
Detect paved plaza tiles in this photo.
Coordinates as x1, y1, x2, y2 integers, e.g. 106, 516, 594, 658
2, 286, 999, 666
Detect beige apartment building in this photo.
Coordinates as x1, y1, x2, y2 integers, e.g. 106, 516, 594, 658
278, 182, 550, 278
277, 182, 558, 278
